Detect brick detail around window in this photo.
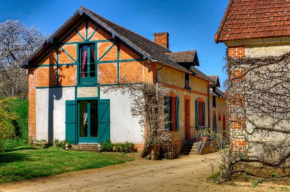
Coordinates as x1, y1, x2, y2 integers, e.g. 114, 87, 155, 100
228, 46, 245, 58
228, 94, 245, 107
229, 117, 246, 130
229, 69, 245, 82
232, 139, 246, 146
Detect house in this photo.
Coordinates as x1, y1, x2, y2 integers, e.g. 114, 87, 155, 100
21, 7, 226, 155
215, 0, 290, 154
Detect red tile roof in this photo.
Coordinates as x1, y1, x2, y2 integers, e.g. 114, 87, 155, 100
215, 0, 290, 43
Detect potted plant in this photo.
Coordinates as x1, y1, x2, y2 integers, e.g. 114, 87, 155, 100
200, 127, 208, 142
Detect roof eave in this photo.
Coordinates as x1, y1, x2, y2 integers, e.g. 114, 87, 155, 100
215, 0, 234, 44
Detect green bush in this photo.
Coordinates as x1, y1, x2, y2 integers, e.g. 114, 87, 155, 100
0, 97, 18, 152
101, 139, 114, 151
53, 139, 70, 149
9, 99, 28, 139
0, 98, 28, 152
2, 138, 27, 150
101, 140, 135, 153
114, 143, 122, 152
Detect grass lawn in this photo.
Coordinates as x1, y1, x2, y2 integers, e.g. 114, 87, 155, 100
0, 146, 133, 183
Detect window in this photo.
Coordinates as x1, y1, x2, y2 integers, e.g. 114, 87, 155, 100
195, 98, 205, 128
213, 111, 217, 132
185, 74, 190, 89
213, 96, 216, 108
79, 44, 96, 84
164, 95, 179, 131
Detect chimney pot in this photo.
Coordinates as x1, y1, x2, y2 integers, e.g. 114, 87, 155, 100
154, 32, 169, 49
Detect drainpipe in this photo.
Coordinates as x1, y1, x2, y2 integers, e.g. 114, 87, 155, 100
156, 62, 164, 105
208, 84, 210, 129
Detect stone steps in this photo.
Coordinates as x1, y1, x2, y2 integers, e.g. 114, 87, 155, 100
181, 141, 202, 155
71, 144, 101, 152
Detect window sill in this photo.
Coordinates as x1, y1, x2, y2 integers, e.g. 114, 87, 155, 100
77, 83, 99, 87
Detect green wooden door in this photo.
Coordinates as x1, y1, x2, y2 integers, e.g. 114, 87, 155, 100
78, 100, 99, 143
65, 100, 77, 144
98, 99, 110, 143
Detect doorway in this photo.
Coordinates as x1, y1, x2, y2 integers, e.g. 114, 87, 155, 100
78, 100, 98, 143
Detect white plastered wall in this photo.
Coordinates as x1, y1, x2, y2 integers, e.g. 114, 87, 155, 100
246, 44, 290, 58
100, 87, 144, 144
36, 87, 75, 141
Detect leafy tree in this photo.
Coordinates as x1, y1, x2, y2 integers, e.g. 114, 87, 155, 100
0, 97, 18, 151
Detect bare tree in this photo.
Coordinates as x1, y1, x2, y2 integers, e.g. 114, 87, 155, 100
214, 52, 290, 182
0, 20, 47, 98
103, 81, 172, 159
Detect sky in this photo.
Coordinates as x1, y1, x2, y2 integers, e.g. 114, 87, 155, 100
0, 0, 229, 89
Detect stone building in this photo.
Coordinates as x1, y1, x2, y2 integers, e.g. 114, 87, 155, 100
215, 0, 290, 157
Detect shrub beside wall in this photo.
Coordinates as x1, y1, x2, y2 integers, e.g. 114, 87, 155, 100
101, 140, 135, 153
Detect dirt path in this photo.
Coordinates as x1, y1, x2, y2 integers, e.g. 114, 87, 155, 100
0, 153, 289, 192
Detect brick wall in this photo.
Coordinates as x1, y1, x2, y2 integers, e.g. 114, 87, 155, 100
228, 46, 246, 147
28, 68, 36, 140
154, 32, 169, 49
228, 46, 245, 58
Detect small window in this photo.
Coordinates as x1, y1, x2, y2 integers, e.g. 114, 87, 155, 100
185, 74, 190, 89
213, 96, 216, 108
79, 44, 96, 84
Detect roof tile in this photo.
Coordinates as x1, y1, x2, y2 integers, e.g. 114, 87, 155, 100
216, 0, 290, 42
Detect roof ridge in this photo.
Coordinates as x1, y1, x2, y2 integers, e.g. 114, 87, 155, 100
82, 7, 171, 53
166, 50, 196, 54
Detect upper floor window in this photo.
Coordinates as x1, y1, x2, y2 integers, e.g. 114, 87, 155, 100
79, 44, 96, 84
213, 96, 216, 108
185, 73, 190, 89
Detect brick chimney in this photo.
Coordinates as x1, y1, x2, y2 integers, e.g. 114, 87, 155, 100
154, 32, 169, 49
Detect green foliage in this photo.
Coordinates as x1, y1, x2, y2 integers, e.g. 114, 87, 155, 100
0, 146, 133, 183
101, 140, 135, 153
0, 97, 18, 152
2, 138, 27, 151
9, 98, 28, 139
101, 139, 114, 151
251, 179, 263, 188
242, 172, 249, 181
53, 139, 70, 149
0, 98, 28, 152
207, 172, 221, 182
280, 187, 289, 191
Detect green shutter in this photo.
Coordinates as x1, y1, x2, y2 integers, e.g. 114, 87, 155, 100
65, 100, 77, 144
164, 96, 171, 131
195, 100, 199, 129
175, 96, 180, 131
98, 99, 110, 143
203, 101, 206, 127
